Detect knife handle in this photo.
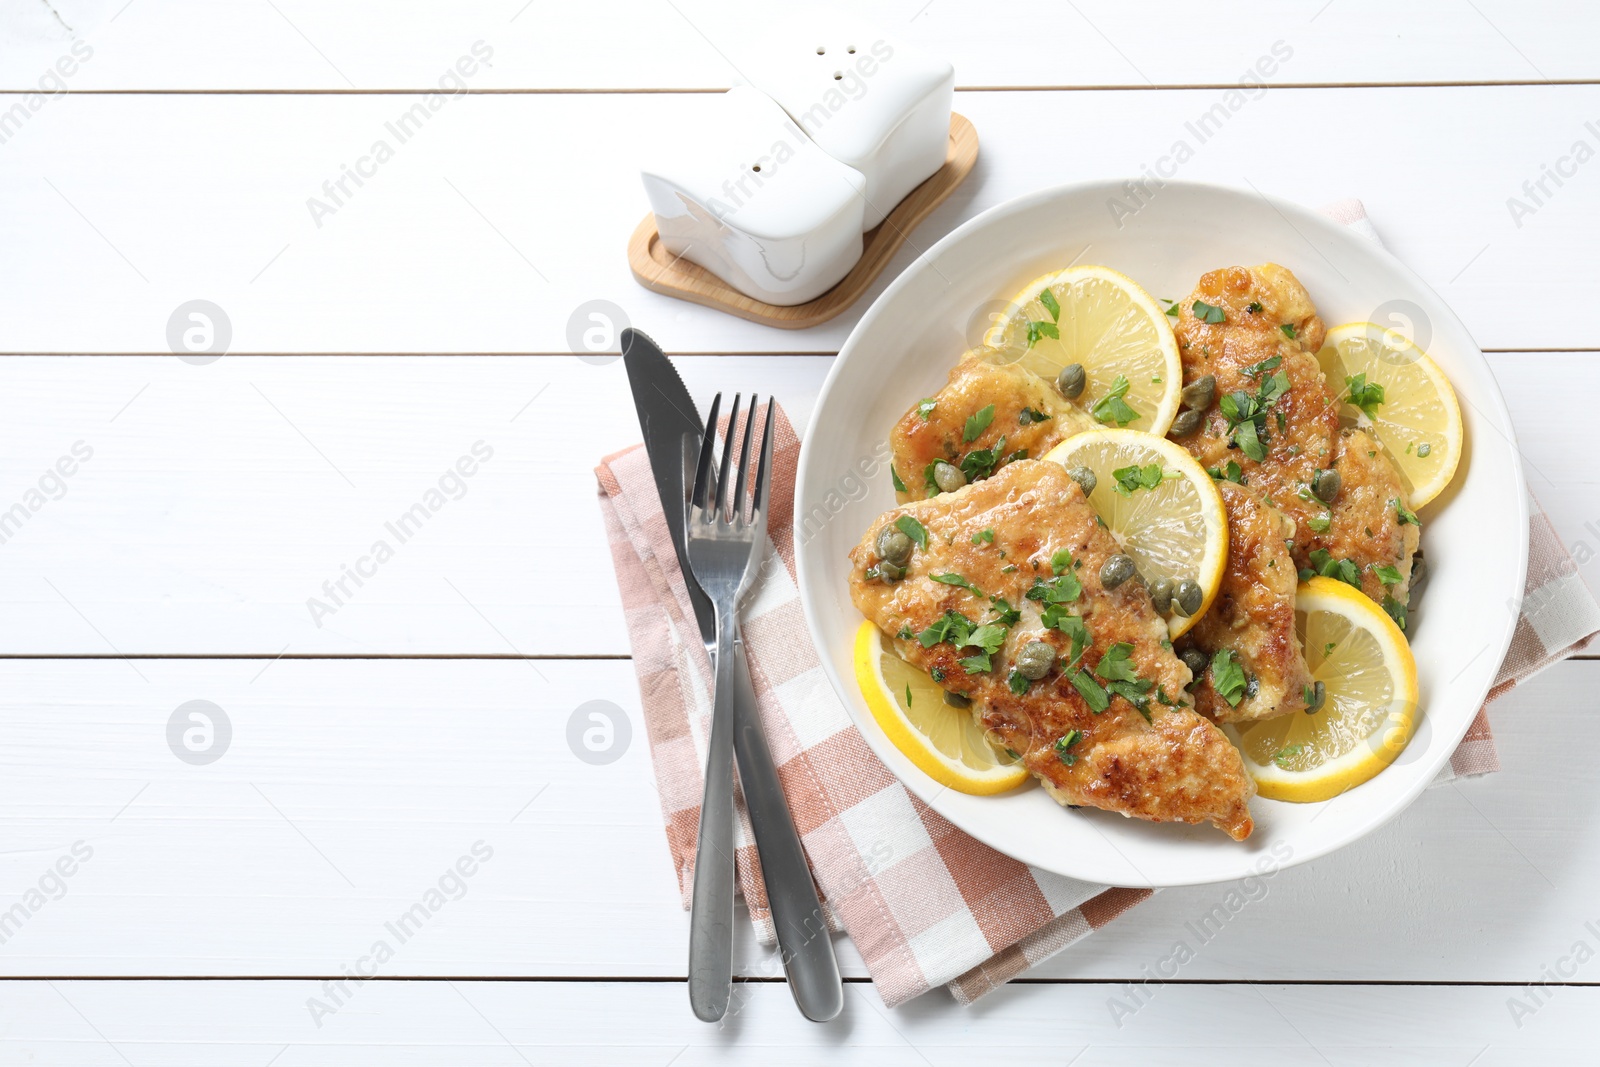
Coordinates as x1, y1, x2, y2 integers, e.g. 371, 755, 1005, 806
729, 637, 844, 1022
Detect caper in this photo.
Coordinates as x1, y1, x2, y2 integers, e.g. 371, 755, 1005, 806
871, 561, 906, 582
944, 691, 972, 709
1172, 578, 1203, 616
1100, 553, 1136, 589
875, 526, 913, 566
933, 461, 967, 494
1178, 646, 1209, 678
1066, 465, 1097, 496
1304, 680, 1326, 714
1180, 374, 1216, 411
1312, 467, 1341, 503
1148, 577, 1174, 614
1015, 640, 1057, 680
1168, 409, 1203, 437
1056, 363, 1087, 399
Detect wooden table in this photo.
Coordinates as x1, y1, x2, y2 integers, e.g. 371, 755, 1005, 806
0, 2, 1596, 1062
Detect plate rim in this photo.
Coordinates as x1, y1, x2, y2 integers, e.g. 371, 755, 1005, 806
794, 177, 1529, 887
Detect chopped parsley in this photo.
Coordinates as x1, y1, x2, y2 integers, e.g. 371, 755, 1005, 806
1207, 460, 1246, 484
1054, 729, 1083, 765
1113, 462, 1168, 495
931, 572, 985, 596
1028, 571, 1083, 606
1164, 300, 1181, 317
1192, 299, 1226, 324
891, 466, 907, 493
916, 398, 937, 420
1246, 300, 1263, 314
1300, 547, 1361, 588
1280, 323, 1297, 339
1039, 288, 1061, 322
1026, 320, 1060, 348
922, 461, 943, 497
1050, 548, 1075, 575
1018, 406, 1052, 426
989, 597, 1021, 626
918, 609, 1010, 675
972, 527, 995, 545
1345, 373, 1386, 418
1373, 564, 1404, 586
963, 404, 996, 443
1242, 354, 1282, 378
1091, 375, 1140, 427
1272, 744, 1303, 769
905, 684, 913, 707
1094, 642, 1155, 718
1307, 514, 1332, 533
1008, 670, 1030, 696
1210, 649, 1249, 708
931, 666, 946, 682
1070, 668, 1111, 713
1383, 595, 1408, 632
895, 515, 928, 549
959, 437, 1008, 482
1156, 684, 1185, 708
1393, 498, 1422, 527
1047, 611, 1093, 666
1218, 365, 1290, 463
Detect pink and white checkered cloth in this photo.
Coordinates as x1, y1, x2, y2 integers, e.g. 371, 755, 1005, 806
595, 202, 1600, 1006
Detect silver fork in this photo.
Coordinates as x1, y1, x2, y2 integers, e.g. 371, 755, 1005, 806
684, 392, 773, 1023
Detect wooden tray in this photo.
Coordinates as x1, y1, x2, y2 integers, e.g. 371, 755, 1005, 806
627, 113, 978, 330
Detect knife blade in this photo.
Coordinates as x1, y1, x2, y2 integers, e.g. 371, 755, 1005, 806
621, 328, 843, 1023
621, 328, 716, 644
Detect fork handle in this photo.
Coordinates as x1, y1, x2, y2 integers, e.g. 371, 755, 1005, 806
687, 605, 739, 1022
730, 636, 844, 1022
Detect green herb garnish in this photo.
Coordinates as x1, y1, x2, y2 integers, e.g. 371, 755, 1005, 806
1054, 729, 1083, 765
1345, 373, 1386, 418
1039, 289, 1061, 323
964, 404, 996, 443
972, 528, 995, 545
1193, 299, 1226, 324
895, 514, 928, 549
916, 398, 937, 420
1210, 649, 1248, 708
1091, 375, 1139, 427
1113, 462, 1167, 495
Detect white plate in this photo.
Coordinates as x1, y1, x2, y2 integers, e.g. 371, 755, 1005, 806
794, 180, 1528, 887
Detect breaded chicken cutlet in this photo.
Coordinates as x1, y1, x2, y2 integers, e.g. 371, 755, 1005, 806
849, 459, 1256, 840
1168, 265, 1419, 723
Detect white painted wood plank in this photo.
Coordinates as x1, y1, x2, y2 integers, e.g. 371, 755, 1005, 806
0, 0, 1587, 91
2, 979, 1595, 1065
0, 352, 1587, 656
0, 655, 1594, 986
0, 87, 1596, 353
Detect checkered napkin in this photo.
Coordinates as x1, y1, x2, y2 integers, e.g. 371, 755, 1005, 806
595, 202, 1600, 1007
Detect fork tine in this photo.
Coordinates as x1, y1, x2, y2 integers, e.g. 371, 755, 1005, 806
715, 393, 740, 521
690, 392, 723, 517
751, 399, 776, 521
731, 394, 758, 525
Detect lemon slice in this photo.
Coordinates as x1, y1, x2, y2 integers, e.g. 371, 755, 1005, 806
1317, 322, 1463, 508
852, 621, 1028, 795
1229, 577, 1420, 803
1041, 429, 1227, 639
982, 265, 1182, 436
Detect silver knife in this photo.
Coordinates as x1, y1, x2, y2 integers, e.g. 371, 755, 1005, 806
622, 328, 844, 1023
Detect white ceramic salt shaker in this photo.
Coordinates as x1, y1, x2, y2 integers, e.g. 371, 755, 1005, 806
638, 85, 868, 306
722, 9, 955, 230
